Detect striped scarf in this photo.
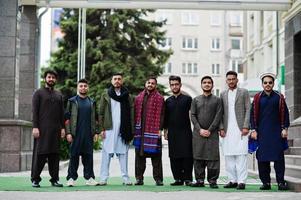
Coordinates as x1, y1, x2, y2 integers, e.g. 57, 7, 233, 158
133, 89, 164, 154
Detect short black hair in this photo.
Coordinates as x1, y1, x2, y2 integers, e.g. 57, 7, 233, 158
147, 76, 157, 84
226, 70, 238, 77
201, 76, 214, 85
44, 69, 58, 79
78, 78, 88, 84
112, 72, 123, 77
169, 75, 181, 84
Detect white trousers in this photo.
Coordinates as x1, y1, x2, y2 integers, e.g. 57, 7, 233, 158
100, 149, 130, 183
225, 154, 248, 184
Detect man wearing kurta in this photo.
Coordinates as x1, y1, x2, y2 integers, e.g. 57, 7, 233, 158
99, 73, 133, 186
133, 77, 165, 186
31, 69, 65, 188
250, 72, 290, 191
219, 71, 250, 190
65, 79, 99, 187
164, 75, 193, 186
190, 76, 222, 188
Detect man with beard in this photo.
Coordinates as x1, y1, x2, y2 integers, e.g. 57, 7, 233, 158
250, 73, 290, 190
133, 77, 165, 186
163, 75, 193, 186
219, 71, 250, 190
31, 69, 65, 188
99, 73, 133, 186
65, 79, 99, 187
190, 76, 222, 188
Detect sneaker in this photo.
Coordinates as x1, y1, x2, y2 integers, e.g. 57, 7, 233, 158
51, 181, 63, 187
278, 182, 289, 190
66, 178, 75, 187
86, 178, 99, 186
123, 181, 133, 186
98, 181, 107, 186
32, 181, 40, 188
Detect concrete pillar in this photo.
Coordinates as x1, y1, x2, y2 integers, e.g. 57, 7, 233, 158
0, 0, 37, 172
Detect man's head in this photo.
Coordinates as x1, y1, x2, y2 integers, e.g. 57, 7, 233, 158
201, 76, 213, 93
261, 75, 275, 93
77, 79, 89, 96
111, 73, 123, 89
145, 76, 157, 92
44, 69, 58, 88
169, 75, 182, 95
226, 71, 238, 90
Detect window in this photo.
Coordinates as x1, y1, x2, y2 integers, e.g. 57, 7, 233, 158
155, 12, 173, 24
182, 62, 198, 75
181, 12, 199, 25
231, 39, 241, 49
230, 12, 242, 26
182, 37, 198, 50
159, 37, 172, 49
210, 12, 221, 26
231, 60, 243, 73
214, 89, 220, 97
211, 38, 220, 50
163, 62, 172, 74
212, 63, 220, 75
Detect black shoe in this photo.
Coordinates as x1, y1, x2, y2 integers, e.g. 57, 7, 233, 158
134, 180, 144, 186
224, 182, 238, 188
260, 183, 271, 190
170, 180, 184, 186
155, 180, 164, 186
190, 181, 205, 187
278, 182, 289, 191
51, 181, 63, 187
236, 183, 246, 190
32, 181, 40, 188
209, 183, 219, 189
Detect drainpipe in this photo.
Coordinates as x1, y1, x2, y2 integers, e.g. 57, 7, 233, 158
35, 1, 50, 88
276, 11, 279, 77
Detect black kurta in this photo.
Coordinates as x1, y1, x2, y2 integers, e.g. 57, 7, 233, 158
32, 87, 64, 154
164, 94, 192, 158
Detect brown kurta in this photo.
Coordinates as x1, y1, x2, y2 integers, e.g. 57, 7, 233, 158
32, 87, 64, 154
190, 94, 222, 161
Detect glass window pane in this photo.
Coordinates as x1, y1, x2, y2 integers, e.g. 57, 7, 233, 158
188, 63, 192, 73
187, 38, 193, 48
182, 63, 186, 74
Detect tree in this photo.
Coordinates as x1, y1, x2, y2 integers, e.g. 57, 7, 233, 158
50, 9, 172, 102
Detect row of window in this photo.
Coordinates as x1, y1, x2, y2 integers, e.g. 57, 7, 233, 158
163, 61, 243, 75
156, 12, 242, 27
160, 37, 241, 50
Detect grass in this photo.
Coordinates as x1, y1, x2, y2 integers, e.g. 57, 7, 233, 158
0, 176, 285, 192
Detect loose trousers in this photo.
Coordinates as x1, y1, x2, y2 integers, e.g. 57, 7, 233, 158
67, 153, 95, 180
170, 157, 193, 182
225, 154, 248, 184
100, 149, 130, 183
193, 159, 220, 184
258, 159, 285, 184
135, 149, 163, 182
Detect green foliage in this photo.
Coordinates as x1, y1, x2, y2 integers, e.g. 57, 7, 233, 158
50, 9, 172, 102
59, 140, 70, 160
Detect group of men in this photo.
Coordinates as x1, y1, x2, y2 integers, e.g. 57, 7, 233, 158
31, 69, 290, 191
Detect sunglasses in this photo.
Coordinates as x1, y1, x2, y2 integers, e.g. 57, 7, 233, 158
263, 81, 273, 85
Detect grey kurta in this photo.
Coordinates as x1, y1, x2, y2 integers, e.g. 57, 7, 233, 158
190, 94, 222, 160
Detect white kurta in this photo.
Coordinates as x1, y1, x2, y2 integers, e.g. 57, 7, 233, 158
102, 93, 128, 154
222, 89, 248, 155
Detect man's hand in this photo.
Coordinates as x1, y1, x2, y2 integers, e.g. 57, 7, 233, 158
101, 131, 106, 139
61, 129, 66, 138
250, 130, 257, 140
242, 128, 249, 136
164, 129, 168, 140
66, 134, 73, 143
94, 134, 99, 142
200, 129, 210, 137
32, 128, 40, 138
281, 129, 288, 138
219, 129, 226, 138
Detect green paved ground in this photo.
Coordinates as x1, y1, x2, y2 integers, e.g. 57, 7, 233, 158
0, 176, 284, 192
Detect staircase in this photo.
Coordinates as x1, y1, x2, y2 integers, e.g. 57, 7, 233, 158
248, 118, 301, 192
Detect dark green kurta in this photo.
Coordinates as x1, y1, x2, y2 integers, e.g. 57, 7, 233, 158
190, 94, 222, 161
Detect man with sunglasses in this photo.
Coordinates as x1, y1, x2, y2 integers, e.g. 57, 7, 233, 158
250, 72, 290, 190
